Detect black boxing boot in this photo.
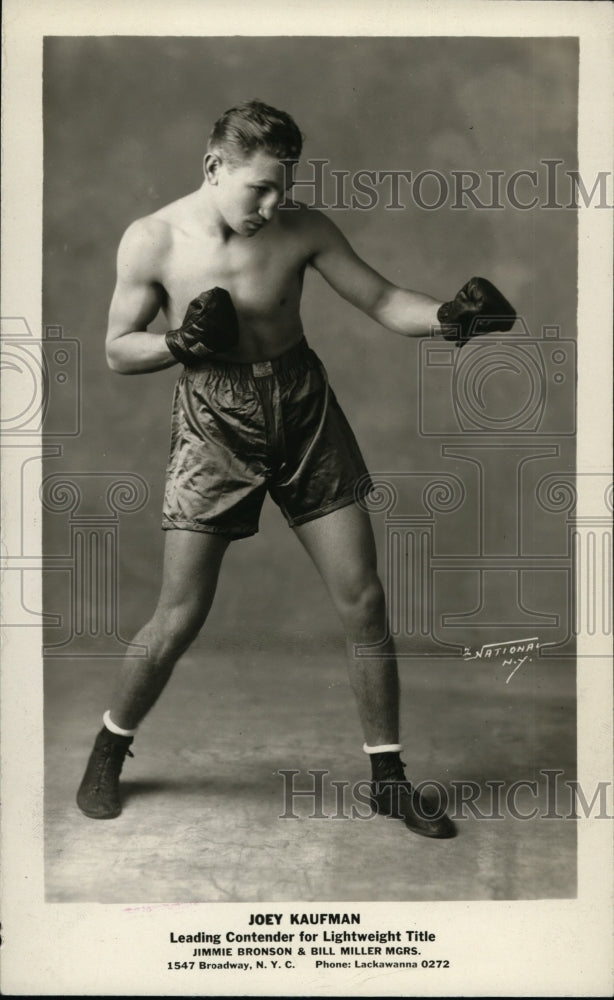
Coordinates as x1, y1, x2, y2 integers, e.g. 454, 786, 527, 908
369, 752, 457, 839
76, 727, 134, 819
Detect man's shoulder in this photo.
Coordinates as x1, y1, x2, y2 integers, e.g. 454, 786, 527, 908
124, 189, 199, 241
279, 200, 340, 246
121, 211, 173, 250
281, 199, 327, 224
117, 207, 179, 278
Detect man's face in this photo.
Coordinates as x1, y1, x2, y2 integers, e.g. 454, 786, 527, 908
207, 149, 293, 237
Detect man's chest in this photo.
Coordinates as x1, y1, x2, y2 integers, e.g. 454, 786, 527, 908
160, 229, 308, 319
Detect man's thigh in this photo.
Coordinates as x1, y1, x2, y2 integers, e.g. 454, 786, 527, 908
292, 502, 379, 598
156, 528, 230, 614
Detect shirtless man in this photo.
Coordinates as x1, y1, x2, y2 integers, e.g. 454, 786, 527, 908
77, 100, 515, 838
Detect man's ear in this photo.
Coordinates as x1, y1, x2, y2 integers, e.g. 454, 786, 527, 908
204, 152, 221, 184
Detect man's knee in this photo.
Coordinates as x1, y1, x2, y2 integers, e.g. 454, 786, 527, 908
337, 577, 386, 635
150, 601, 207, 656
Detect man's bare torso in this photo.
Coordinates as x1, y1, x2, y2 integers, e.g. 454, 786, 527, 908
147, 192, 315, 362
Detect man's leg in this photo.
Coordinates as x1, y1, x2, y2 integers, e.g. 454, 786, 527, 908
293, 503, 397, 744
109, 529, 230, 729
293, 503, 455, 838
77, 529, 230, 818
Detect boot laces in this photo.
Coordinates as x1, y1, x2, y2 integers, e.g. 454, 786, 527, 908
92, 741, 134, 791
375, 756, 409, 783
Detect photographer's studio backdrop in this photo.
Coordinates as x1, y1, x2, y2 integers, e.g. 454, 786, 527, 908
42, 36, 577, 654
39, 36, 581, 904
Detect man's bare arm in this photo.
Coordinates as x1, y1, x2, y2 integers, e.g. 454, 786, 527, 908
105, 220, 178, 374
309, 211, 443, 338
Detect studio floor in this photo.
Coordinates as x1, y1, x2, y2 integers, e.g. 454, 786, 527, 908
45, 638, 576, 903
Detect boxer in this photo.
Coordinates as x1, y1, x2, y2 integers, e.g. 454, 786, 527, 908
77, 100, 515, 838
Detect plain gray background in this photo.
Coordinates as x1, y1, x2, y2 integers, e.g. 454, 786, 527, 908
42, 36, 577, 647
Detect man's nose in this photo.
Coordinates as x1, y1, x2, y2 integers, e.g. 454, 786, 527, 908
258, 194, 278, 220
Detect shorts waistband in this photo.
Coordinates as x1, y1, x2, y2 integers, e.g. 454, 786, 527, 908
185, 337, 318, 383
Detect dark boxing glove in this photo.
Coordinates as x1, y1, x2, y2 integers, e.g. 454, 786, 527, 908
438, 276, 516, 348
165, 287, 239, 365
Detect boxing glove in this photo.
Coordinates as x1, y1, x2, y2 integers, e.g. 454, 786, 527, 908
438, 277, 516, 348
166, 287, 239, 365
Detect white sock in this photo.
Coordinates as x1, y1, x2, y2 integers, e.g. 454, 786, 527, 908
363, 743, 402, 754
103, 710, 137, 738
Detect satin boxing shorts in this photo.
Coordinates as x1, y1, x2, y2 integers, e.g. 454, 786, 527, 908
162, 337, 372, 539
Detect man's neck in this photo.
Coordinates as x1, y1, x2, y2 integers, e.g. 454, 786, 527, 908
188, 182, 233, 241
